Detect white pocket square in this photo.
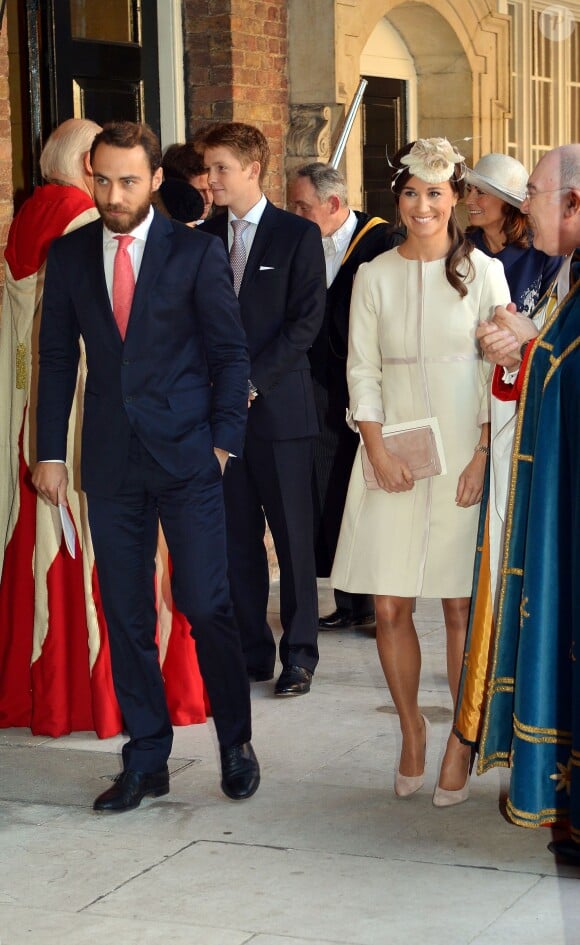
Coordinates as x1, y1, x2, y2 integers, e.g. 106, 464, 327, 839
259, 265, 275, 270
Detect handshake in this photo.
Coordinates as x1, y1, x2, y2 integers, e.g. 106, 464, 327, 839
476, 303, 539, 371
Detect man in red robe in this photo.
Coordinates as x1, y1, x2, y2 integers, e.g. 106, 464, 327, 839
0, 119, 208, 737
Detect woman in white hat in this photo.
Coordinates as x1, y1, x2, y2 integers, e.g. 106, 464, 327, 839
331, 139, 510, 806
436, 155, 563, 803
465, 153, 561, 315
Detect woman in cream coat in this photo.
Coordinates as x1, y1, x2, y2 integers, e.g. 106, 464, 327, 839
331, 139, 510, 804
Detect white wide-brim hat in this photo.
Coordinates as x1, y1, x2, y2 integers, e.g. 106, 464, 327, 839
465, 153, 528, 208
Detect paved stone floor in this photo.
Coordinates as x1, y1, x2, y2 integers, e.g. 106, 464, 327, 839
1, 581, 578, 945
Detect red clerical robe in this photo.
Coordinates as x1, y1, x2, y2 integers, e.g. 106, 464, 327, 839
0, 184, 208, 737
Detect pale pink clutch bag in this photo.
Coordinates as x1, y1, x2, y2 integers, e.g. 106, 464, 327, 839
361, 425, 442, 489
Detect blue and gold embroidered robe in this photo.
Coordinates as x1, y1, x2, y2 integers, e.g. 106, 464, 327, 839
478, 253, 580, 840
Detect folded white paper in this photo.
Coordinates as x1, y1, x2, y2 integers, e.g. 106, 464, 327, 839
59, 503, 76, 559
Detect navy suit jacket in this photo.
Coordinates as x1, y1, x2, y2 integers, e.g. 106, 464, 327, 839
203, 201, 326, 441
37, 211, 250, 497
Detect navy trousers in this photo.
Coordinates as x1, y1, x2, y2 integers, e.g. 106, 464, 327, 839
87, 437, 251, 773
223, 431, 319, 676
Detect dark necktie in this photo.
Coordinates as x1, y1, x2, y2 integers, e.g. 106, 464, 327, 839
229, 219, 250, 296
112, 235, 135, 339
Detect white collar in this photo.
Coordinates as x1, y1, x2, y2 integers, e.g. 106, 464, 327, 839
228, 193, 267, 227
322, 209, 357, 255
103, 205, 154, 243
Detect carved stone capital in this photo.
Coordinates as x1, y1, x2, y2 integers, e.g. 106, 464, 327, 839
287, 104, 333, 161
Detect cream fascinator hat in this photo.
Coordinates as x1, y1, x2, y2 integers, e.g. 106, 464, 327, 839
395, 137, 466, 185
465, 153, 528, 208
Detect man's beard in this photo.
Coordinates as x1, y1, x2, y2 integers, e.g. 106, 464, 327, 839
96, 194, 151, 233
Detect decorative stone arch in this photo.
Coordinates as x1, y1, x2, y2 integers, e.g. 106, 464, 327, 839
287, 0, 510, 198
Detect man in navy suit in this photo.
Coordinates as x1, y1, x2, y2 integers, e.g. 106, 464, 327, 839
32, 121, 259, 812
202, 123, 326, 696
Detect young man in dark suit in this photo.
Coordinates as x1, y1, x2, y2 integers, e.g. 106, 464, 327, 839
202, 123, 326, 697
32, 121, 259, 811
289, 163, 403, 631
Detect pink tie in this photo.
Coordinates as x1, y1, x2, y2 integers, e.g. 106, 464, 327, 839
112, 235, 135, 339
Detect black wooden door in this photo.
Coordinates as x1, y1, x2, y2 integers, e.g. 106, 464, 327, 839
361, 76, 406, 223
24, 0, 160, 187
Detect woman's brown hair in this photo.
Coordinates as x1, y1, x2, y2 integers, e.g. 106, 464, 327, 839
500, 203, 531, 248
466, 198, 531, 250
391, 141, 474, 298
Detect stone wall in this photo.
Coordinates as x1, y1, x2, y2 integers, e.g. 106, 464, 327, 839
182, 0, 289, 206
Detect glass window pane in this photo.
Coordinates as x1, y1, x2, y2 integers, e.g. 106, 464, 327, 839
507, 3, 520, 156
532, 10, 554, 79
571, 20, 580, 142
70, 0, 134, 43
531, 77, 553, 148
571, 87, 580, 141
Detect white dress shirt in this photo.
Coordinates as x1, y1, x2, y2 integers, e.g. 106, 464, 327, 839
44, 208, 155, 462
102, 205, 155, 302
227, 193, 268, 259
321, 209, 357, 288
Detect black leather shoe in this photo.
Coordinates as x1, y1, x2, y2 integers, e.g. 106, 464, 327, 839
274, 664, 313, 696
548, 838, 580, 864
93, 767, 169, 813
247, 668, 274, 682
318, 608, 376, 631
220, 742, 260, 800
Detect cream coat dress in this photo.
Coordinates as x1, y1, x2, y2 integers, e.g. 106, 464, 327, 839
331, 247, 510, 598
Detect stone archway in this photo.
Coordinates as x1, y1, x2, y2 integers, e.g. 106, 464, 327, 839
287, 0, 510, 200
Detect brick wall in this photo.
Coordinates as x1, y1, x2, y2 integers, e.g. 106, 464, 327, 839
182, 0, 289, 206
0, 25, 13, 285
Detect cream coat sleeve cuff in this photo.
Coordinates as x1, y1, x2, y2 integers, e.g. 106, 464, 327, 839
345, 404, 385, 433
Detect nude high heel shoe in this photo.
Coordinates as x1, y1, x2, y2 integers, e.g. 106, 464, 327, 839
432, 749, 474, 807
394, 715, 431, 798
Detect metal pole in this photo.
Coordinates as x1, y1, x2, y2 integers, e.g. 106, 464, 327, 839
328, 78, 368, 169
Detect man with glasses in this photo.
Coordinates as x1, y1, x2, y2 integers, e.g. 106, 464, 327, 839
471, 145, 580, 865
